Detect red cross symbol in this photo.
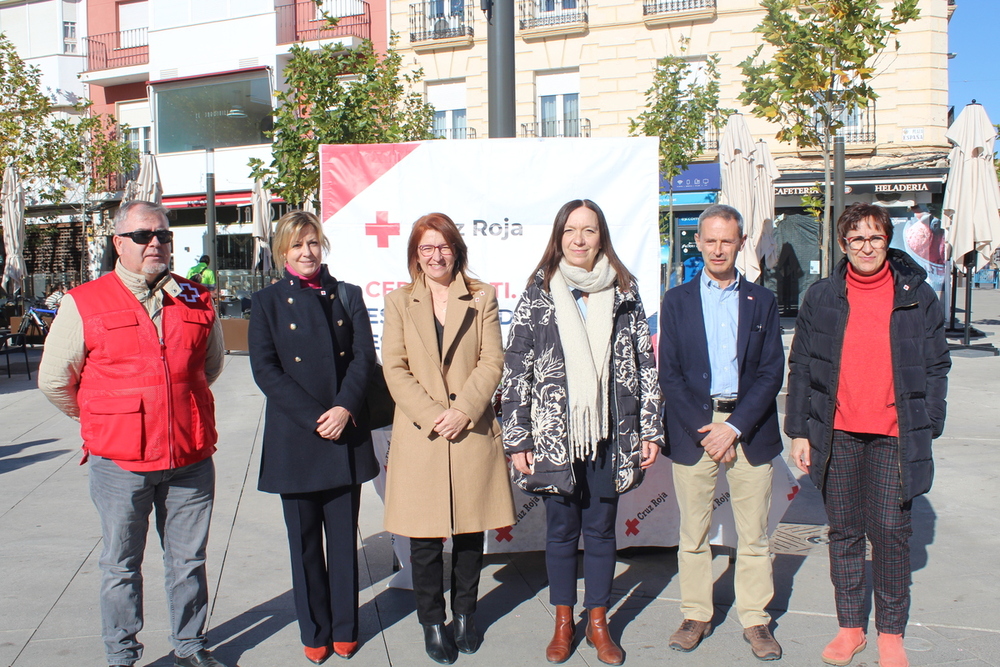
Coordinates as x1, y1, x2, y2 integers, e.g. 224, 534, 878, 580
365, 211, 400, 248
625, 519, 640, 536
177, 283, 201, 303
787, 486, 800, 502
495, 526, 514, 542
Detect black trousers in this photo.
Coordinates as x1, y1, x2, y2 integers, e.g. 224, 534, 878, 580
825, 431, 913, 634
410, 532, 485, 625
544, 477, 619, 609
280, 484, 363, 647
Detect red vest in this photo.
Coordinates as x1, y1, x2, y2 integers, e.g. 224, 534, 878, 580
72, 272, 218, 472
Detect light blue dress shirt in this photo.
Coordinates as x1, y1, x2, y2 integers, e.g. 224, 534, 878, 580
700, 269, 742, 437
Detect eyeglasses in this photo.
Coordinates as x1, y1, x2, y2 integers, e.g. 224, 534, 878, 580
417, 244, 454, 257
117, 229, 173, 245
844, 235, 887, 250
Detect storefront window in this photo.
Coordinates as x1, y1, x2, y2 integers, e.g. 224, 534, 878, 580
155, 73, 272, 153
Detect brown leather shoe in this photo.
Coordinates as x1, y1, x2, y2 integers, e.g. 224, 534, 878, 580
546, 605, 574, 663
669, 619, 711, 652
744, 624, 782, 661
585, 607, 624, 665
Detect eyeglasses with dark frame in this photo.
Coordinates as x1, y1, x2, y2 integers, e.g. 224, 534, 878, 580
844, 234, 887, 251
117, 229, 174, 245
417, 244, 454, 257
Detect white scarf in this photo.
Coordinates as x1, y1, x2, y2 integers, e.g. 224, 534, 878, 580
550, 255, 617, 462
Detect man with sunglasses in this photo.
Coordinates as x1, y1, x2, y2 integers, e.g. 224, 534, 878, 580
39, 201, 227, 667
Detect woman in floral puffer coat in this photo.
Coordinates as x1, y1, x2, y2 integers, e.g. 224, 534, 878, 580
501, 199, 663, 666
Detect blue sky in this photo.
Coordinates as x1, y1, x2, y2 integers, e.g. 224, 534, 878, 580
948, 0, 1000, 128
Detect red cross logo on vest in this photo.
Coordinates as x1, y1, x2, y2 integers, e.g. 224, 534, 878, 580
625, 518, 640, 536
494, 526, 514, 542
177, 283, 201, 303
365, 211, 399, 248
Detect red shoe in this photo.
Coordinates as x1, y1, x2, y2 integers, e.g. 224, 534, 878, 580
877, 633, 908, 667
333, 642, 358, 659
304, 645, 332, 664
821, 627, 866, 665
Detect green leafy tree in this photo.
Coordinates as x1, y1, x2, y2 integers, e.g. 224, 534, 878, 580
1, 33, 136, 201
250, 33, 434, 207
630, 39, 730, 283
738, 0, 920, 277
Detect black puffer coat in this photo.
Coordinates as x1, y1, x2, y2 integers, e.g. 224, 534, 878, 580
501, 272, 664, 496
784, 250, 951, 503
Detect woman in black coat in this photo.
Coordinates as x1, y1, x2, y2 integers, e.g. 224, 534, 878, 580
785, 204, 950, 667
249, 210, 379, 664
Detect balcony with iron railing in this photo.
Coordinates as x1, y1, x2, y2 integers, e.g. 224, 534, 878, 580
519, 118, 591, 138
82, 27, 149, 72
814, 100, 877, 145
276, 0, 371, 45
518, 0, 588, 36
409, 1, 474, 48
642, 0, 716, 26
433, 127, 478, 139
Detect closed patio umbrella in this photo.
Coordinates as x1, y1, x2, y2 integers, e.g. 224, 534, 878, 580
752, 139, 781, 272
719, 114, 760, 281
2, 164, 26, 295
940, 102, 1000, 353
121, 153, 163, 205
251, 178, 273, 274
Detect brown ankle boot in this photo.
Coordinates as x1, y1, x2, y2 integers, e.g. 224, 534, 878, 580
546, 605, 574, 663
585, 607, 624, 665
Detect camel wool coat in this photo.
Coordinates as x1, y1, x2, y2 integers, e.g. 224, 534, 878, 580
382, 274, 515, 538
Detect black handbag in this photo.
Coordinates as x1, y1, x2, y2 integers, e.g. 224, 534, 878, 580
337, 281, 396, 430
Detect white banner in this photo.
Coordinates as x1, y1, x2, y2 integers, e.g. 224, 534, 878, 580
319, 137, 662, 348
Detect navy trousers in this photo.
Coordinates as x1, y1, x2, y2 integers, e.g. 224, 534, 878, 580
543, 482, 619, 609
824, 431, 913, 634
281, 484, 363, 647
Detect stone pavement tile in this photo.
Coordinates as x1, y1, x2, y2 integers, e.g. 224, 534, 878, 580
916, 623, 1000, 666
0, 629, 34, 667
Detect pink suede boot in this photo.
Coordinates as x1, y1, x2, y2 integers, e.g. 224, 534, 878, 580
821, 627, 866, 666
877, 633, 908, 667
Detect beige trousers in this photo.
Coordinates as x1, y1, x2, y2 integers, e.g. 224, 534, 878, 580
672, 412, 774, 628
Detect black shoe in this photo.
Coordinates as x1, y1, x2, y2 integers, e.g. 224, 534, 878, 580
422, 623, 458, 665
453, 613, 481, 654
173, 648, 228, 667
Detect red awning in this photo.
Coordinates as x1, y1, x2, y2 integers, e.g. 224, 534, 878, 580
163, 191, 254, 209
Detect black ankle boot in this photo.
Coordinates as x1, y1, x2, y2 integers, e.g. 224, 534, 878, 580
453, 613, 481, 654
422, 623, 458, 664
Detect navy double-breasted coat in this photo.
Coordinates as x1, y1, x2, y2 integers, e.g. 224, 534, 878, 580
249, 266, 379, 494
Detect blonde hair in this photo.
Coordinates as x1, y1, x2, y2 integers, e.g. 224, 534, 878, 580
272, 210, 329, 268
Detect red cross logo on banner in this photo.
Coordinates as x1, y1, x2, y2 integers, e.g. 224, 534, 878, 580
625, 519, 640, 537
365, 211, 399, 248
177, 283, 201, 303
494, 526, 514, 542
788, 486, 800, 502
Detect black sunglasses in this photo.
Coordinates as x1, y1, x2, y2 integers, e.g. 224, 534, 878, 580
117, 229, 173, 244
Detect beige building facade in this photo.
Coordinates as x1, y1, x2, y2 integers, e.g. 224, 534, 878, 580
394, 0, 952, 175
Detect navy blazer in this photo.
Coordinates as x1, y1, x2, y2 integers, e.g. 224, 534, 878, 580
658, 273, 784, 466
249, 266, 379, 494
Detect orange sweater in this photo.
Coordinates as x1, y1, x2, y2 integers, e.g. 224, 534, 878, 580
834, 262, 899, 437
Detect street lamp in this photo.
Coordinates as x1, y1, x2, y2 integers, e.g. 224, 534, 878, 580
205, 148, 217, 294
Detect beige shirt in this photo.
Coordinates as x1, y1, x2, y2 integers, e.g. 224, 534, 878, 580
37, 261, 225, 419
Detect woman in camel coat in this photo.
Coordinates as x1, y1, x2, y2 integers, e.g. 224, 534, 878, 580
382, 212, 515, 665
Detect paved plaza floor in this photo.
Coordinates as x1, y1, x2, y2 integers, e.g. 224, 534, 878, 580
2, 289, 999, 667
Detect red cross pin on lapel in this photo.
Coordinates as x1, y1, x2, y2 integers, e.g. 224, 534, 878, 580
747, 295, 754, 300
903, 285, 910, 291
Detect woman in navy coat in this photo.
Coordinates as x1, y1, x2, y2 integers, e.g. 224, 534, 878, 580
249, 210, 379, 664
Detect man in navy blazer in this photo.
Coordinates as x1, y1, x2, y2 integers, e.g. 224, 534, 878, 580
659, 204, 785, 661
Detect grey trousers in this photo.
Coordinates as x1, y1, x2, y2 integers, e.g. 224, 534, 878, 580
89, 455, 215, 666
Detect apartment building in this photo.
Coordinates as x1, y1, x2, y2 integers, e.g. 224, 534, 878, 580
395, 0, 954, 289
0, 0, 86, 111
78, 0, 387, 276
